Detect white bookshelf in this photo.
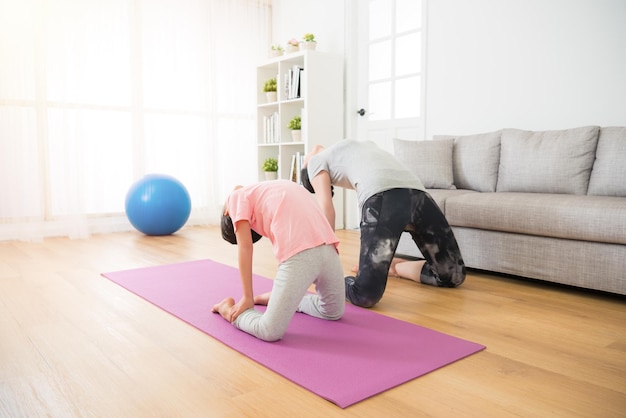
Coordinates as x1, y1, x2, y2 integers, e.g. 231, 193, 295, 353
256, 50, 344, 183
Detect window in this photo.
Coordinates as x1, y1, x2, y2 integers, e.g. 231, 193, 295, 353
0, 0, 271, 240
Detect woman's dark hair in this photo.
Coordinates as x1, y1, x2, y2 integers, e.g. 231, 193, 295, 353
221, 213, 262, 245
300, 167, 334, 196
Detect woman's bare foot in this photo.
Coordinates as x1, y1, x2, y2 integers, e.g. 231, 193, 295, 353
388, 258, 402, 277
254, 292, 271, 306
211, 297, 235, 321
353, 259, 402, 276
394, 260, 426, 283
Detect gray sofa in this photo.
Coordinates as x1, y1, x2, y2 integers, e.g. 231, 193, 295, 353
393, 125, 626, 296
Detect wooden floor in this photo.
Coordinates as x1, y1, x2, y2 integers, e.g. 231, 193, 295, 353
1, 225, 625, 417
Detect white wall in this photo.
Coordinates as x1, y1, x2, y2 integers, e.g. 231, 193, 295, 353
272, 0, 626, 136
426, 0, 626, 137
271, 0, 345, 56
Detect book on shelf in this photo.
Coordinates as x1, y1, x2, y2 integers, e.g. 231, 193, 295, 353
296, 151, 301, 184
284, 65, 303, 100
274, 112, 280, 142
289, 151, 305, 184
262, 112, 280, 143
291, 65, 300, 100
297, 68, 303, 98
289, 155, 297, 182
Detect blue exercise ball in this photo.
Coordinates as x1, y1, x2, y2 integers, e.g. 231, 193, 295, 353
125, 174, 191, 236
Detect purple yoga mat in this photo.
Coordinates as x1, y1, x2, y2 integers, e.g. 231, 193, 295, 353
102, 259, 484, 408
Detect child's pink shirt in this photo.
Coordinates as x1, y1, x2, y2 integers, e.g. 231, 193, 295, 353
227, 180, 339, 263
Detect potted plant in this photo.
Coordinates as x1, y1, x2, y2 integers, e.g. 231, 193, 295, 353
300, 33, 316, 51
263, 77, 277, 102
262, 157, 278, 180
287, 115, 301, 142
286, 38, 299, 53
269, 44, 283, 58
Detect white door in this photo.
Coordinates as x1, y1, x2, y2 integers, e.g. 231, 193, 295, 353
344, 0, 426, 228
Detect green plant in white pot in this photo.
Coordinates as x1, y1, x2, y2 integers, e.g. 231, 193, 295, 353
270, 44, 283, 58
263, 78, 277, 103
262, 157, 278, 180
287, 115, 301, 142
300, 33, 316, 50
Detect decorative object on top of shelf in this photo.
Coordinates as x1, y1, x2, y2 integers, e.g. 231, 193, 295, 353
287, 115, 302, 142
286, 38, 299, 53
262, 157, 278, 180
300, 33, 317, 51
263, 77, 277, 103
269, 44, 283, 58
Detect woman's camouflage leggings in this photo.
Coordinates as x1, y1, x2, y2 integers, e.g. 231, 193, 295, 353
345, 188, 466, 308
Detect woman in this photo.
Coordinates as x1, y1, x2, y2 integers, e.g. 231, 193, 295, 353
301, 139, 466, 308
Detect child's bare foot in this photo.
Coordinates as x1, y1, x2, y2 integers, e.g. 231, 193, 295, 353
350, 265, 358, 273
212, 297, 235, 321
254, 292, 271, 306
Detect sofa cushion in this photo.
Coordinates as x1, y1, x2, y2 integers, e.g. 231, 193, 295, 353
426, 188, 478, 213
444, 192, 626, 245
588, 126, 626, 197
497, 126, 600, 195
434, 130, 501, 192
393, 138, 456, 189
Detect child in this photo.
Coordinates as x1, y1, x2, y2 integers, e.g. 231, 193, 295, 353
301, 140, 466, 308
212, 180, 345, 341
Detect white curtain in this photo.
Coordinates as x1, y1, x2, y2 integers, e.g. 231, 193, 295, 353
0, 0, 271, 241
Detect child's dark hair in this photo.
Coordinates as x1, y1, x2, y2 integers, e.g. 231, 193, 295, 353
300, 167, 334, 196
221, 213, 262, 245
